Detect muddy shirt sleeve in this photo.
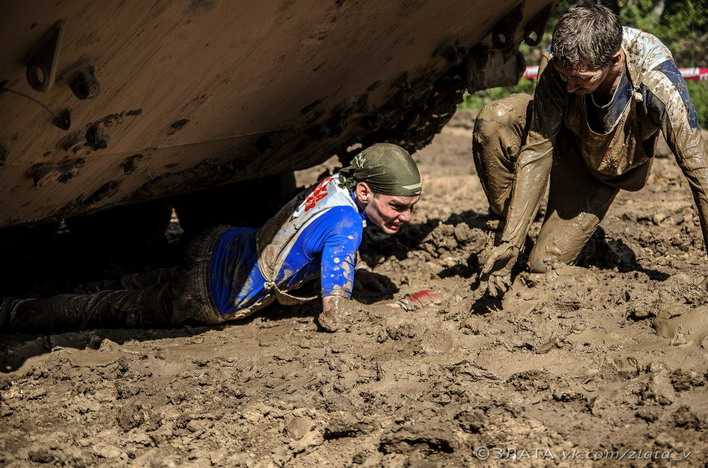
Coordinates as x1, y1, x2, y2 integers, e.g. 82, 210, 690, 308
318, 209, 364, 298
500, 64, 567, 248
644, 61, 708, 251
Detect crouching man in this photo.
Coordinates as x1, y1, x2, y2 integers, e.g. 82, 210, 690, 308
1, 143, 421, 332
473, 3, 707, 296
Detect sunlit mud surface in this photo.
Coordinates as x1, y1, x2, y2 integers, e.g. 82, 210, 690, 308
1, 112, 707, 466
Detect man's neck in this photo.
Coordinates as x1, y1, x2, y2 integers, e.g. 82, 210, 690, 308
592, 51, 626, 105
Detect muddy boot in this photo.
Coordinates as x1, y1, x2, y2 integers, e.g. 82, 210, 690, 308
6, 284, 174, 333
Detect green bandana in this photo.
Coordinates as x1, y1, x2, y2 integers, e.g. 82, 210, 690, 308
338, 143, 422, 196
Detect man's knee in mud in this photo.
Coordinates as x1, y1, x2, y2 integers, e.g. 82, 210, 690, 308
527, 248, 555, 273
475, 97, 528, 132
527, 231, 588, 273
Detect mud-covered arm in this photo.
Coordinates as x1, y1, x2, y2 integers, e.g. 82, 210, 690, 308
499, 65, 566, 248
666, 125, 708, 253
646, 64, 708, 253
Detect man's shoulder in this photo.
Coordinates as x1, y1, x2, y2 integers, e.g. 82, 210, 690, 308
640, 64, 700, 130
641, 62, 681, 97
622, 27, 674, 79
316, 205, 365, 235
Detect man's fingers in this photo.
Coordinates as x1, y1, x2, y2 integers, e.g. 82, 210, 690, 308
486, 274, 511, 298
482, 244, 518, 297
487, 276, 501, 297
501, 275, 511, 290
481, 259, 493, 276
481, 251, 501, 275
496, 275, 510, 293
486, 281, 497, 298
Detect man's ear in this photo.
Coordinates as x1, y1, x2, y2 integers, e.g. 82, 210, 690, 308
611, 50, 623, 65
355, 181, 372, 203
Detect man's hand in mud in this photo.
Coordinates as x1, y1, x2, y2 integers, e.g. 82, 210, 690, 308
318, 295, 359, 332
481, 242, 520, 298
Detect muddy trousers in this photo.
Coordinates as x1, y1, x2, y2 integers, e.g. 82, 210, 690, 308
473, 94, 619, 272
7, 229, 226, 333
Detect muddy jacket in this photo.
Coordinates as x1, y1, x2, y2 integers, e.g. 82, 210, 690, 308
501, 27, 707, 249
210, 174, 364, 321
257, 174, 360, 299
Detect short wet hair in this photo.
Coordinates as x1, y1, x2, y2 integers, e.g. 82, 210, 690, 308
551, 2, 623, 70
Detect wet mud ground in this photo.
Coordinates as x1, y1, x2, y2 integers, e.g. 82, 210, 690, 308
1, 112, 707, 466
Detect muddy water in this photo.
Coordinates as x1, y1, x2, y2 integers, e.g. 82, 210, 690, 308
1, 113, 706, 466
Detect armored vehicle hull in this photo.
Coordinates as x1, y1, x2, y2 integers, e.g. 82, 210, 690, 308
0, 0, 554, 229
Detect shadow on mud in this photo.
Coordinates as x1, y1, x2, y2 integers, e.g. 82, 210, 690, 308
352, 270, 399, 304
468, 295, 503, 315
0, 326, 213, 373
467, 226, 671, 316
0, 301, 319, 372
0, 207, 181, 299
578, 227, 670, 281
360, 209, 491, 273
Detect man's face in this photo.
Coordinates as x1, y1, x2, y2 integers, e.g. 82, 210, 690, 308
364, 193, 420, 234
554, 63, 610, 95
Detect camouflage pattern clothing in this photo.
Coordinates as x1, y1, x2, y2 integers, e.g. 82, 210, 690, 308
473, 27, 706, 271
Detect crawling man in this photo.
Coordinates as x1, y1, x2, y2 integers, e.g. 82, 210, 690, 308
1, 143, 421, 332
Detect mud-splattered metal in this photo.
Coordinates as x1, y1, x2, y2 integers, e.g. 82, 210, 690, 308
0, 0, 554, 228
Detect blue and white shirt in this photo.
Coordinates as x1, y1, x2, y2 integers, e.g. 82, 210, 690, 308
208, 188, 365, 315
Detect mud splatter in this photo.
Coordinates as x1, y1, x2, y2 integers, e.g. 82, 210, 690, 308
168, 119, 190, 136
120, 154, 144, 175
27, 158, 86, 186
85, 125, 109, 150
56, 131, 83, 152
92, 109, 143, 128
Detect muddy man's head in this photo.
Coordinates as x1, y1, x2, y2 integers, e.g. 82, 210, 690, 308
339, 143, 422, 235
550, 2, 624, 96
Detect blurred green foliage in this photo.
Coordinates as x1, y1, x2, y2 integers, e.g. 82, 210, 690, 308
460, 0, 707, 126
687, 81, 707, 127
459, 80, 535, 111
618, 0, 706, 64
